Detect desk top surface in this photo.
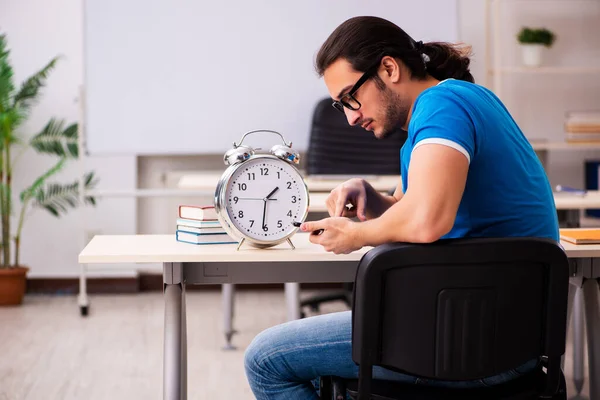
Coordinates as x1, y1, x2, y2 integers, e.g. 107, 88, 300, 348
553, 191, 600, 209
79, 232, 370, 264
79, 230, 600, 264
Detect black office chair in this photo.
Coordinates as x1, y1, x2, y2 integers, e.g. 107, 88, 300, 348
305, 97, 406, 175
301, 97, 407, 315
319, 237, 570, 400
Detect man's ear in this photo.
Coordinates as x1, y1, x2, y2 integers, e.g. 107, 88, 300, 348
381, 56, 401, 84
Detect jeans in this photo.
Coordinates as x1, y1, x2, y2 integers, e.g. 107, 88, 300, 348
244, 310, 538, 399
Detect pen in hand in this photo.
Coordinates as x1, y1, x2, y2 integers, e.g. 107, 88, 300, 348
293, 221, 324, 235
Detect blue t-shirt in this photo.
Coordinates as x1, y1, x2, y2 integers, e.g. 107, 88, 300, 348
401, 79, 559, 241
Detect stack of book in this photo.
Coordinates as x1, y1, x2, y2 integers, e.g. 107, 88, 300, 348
560, 228, 600, 245
175, 205, 237, 245
565, 111, 600, 143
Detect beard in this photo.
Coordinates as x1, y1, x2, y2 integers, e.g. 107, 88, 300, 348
374, 79, 411, 139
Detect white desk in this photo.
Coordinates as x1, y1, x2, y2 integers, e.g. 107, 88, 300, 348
79, 232, 600, 400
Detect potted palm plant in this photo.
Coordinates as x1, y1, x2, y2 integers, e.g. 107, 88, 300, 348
0, 33, 98, 305
517, 27, 556, 67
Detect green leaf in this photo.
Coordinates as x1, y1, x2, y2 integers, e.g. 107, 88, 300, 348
31, 171, 98, 217
0, 108, 24, 143
29, 119, 78, 158
0, 33, 16, 114
517, 27, 556, 47
19, 158, 66, 203
12, 56, 60, 114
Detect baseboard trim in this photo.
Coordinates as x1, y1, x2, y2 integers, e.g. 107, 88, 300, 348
26, 277, 139, 294
27, 273, 345, 294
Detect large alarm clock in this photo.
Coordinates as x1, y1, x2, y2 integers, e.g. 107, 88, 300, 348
214, 129, 310, 250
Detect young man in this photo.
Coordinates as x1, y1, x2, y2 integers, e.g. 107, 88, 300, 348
244, 16, 559, 399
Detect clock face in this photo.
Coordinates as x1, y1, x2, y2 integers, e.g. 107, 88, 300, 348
224, 156, 309, 242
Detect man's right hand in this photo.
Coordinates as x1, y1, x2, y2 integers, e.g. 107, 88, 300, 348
326, 178, 371, 221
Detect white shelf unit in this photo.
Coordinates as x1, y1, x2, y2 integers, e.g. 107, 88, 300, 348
485, 0, 600, 153
492, 66, 600, 75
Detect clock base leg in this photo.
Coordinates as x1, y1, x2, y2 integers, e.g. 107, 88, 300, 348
287, 238, 295, 250
236, 238, 245, 251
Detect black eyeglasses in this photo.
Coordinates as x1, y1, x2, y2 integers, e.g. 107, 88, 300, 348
331, 59, 382, 113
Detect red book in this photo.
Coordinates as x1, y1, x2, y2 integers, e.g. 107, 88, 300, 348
178, 205, 218, 221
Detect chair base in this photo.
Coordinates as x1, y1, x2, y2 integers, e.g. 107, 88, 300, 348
300, 284, 353, 316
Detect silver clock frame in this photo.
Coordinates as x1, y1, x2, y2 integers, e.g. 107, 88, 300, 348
214, 153, 310, 250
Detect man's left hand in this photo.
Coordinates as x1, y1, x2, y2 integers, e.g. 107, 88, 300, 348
300, 217, 362, 254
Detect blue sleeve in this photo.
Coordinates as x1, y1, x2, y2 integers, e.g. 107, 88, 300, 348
409, 89, 476, 161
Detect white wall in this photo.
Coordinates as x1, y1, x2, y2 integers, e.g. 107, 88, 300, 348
1, 0, 137, 277
2, 0, 599, 277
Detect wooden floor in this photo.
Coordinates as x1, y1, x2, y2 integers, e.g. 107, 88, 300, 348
0, 290, 591, 400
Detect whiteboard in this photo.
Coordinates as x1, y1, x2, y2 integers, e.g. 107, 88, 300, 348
83, 0, 458, 155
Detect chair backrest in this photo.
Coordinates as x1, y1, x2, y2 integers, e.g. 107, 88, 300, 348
306, 97, 407, 175
351, 237, 569, 396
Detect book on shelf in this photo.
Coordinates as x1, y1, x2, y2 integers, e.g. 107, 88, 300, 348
565, 111, 600, 141
178, 204, 218, 221
566, 134, 600, 143
560, 228, 600, 244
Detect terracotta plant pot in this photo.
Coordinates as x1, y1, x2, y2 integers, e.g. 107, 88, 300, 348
0, 266, 29, 306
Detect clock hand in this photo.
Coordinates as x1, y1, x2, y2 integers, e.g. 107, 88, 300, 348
261, 187, 279, 231
265, 187, 279, 200
262, 199, 267, 230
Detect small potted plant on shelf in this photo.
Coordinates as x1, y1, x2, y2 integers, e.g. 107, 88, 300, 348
0, 33, 98, 305
517, 27, 556, 67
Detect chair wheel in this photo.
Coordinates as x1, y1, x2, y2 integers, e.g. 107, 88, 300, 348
80, 306, 89, 316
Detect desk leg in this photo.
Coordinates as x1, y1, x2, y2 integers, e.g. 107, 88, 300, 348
572, 287, 585, 397
583, 279, 600, 400
565, 282, 576, 371
78, 263, 89, 316
222, 283, 237, 350
285, 282, 301, 321
583, 278, 600, 400
164, 262, 187, 400
182, 282, 187, 400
